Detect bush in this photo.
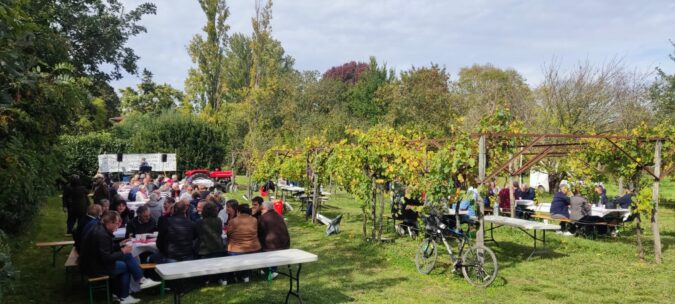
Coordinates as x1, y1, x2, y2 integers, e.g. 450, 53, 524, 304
0, 137, 61, 233
0, 230, 17, 302
113, 111, 229, 173
59, 132, 128, 186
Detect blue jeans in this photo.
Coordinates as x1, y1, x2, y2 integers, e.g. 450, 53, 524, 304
110, 253, 143, 298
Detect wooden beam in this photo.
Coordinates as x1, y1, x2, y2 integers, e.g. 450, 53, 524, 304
652, 140, 663, 264
482, 135, 545, 183
471, 132, 665, 141
512, 146, 555, 176
605, 138, 659, 180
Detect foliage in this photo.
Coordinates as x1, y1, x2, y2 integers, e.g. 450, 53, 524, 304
348, 57, 393, 123
120, 70, 184, 114
632, 187, 655, 216
112, 111, 229, 173
323, 61, 369, 84
424, 131, 477, 205
380, 64, 456, 136
184, 0, 230, 112
453, 64, 533, 130
650, 41, 675, 123
58, 131, 128, 185
26, 0, 157, 82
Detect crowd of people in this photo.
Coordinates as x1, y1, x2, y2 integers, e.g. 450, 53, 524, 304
62, 173, 291, 304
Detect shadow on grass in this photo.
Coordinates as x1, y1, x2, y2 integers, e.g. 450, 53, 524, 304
489, 241, 568, 271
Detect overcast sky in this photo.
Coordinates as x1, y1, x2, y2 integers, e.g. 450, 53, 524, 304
112, 0, 675, 91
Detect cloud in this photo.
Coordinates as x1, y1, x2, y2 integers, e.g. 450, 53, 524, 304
111, 0, 675, 91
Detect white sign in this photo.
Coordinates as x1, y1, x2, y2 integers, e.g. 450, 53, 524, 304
98, 153, 177, 173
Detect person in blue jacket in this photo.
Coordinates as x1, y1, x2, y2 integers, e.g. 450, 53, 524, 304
550, 184, 572, 219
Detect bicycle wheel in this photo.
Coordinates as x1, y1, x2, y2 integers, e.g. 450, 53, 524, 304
461, 244, 498, 287
415, 238, 437, 274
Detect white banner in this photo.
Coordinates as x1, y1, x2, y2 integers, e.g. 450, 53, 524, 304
98, 153, 177, 173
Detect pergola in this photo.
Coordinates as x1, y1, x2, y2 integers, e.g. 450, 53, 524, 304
472, 132, 672, 263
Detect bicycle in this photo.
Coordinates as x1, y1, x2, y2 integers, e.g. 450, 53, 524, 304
415, 206, 498, 287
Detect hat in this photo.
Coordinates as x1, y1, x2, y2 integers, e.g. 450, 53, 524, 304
262, 201, 274, 210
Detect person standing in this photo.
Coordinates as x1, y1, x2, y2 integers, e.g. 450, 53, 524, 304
64, 175, 90, 235
92, 173, 110, 205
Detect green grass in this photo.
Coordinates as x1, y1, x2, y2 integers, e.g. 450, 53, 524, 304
3, 178, 675, 303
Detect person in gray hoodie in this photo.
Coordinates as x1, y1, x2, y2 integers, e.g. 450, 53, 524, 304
146, 191, 164, 224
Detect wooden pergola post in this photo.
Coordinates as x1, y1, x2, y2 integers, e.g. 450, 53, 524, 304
477, 135, 486, 246
652, 140, 663, 264
509, 153, 516, 218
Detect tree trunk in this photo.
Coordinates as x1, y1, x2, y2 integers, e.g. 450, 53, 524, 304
651, 140, 663, 264
548, 173, 563, 194
362, 207, 368, 240
377, 185, 384, 241
635, 214, 645, 261
311, 173, 319, 224
371, 178, 378, 241
618, 177, 623, 195
246, 168, 252, 200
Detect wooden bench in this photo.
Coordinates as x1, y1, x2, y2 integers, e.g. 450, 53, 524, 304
531, 214, 619, 239
155, 249, 318, 304
64, 249, 164, 299
36, 240, 74, 267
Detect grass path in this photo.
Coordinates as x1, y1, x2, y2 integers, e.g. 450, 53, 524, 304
3, 180, 675, 303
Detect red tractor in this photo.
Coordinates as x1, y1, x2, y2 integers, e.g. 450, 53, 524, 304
184, 169, 234, 191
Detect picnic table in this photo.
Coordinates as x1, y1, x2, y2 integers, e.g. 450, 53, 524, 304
483, 215, 561, 259
155, 248, 318, 304
36, 240, 74, 266
518, 200, 630, 219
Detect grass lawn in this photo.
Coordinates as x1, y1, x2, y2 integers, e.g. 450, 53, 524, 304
3, 177, 675, 304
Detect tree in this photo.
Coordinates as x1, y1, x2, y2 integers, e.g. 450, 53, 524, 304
348, 57, 393, 123
380, 64, 456, 136
222, 33, 253, 103
323, 61, 369, 84
453, 64, 534, 130
650, 41, 675, 123
120, 69, 184, 114
184, 0, 230, 112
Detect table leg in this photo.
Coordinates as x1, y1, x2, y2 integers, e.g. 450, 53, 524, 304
284, 264, 304, 304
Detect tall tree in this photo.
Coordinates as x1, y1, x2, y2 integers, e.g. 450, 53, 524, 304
380, 64, 456, 136
184, 0, 230, 112
650, 41, 675, 123
453, 64, 534, 130
120, 69, 184, 114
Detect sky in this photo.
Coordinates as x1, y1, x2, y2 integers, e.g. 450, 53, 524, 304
112, 0, 675, 91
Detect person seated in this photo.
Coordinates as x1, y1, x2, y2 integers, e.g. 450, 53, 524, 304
190, 200, 206, 222
512, 181, 522, 201
135, 185, 148, 202
152, 200, 197, 263
125, 205, 157, 239
550, 184, 573, 236
519, 183, 536, 200
257, 201, 290, 279
98, 198, 111, 213
497, 183, 511, 211
401, 203, 420, 230
610, 190, 634, 209
80, 211, 160, 304
73, 204, 102, 253
251, 196, 264, 220
195, 202, 226, 259
594, 183, 609, 207
146, 192, 164, 224
569, 189, 591, 221
112, 200, 132, 227
227, 204, 261, 283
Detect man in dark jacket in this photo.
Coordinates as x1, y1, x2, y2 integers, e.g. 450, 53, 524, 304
125, 205, 157, 239
258, 201, 290, 278
92, 174, 110, 205
73, 204, 102, 253
80, 211, 160, 303
63, 175, 91, 235
154, 200, 197, 262
251, 196, 264, 220
258, 201, 290, 251
550, 184, 572, 219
